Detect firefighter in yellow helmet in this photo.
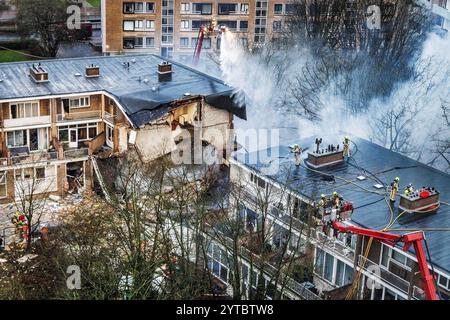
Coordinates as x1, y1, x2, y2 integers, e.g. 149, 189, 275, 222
404, 183, 415, 197
318, 194, 327, 209
343, 137, 351, 157
390, 177, 400, 202
331, 191, 341, 209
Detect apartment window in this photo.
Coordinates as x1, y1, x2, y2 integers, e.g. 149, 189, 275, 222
134, 20, 144, 30
238, 204, 258, 232
285, 4, 296, 14
180, 20, 190, 30
218, 20, 237, 30
69, 97, 90, 109
207, 243, 229, 283
192, 3, 212, 15
134, 2, 144, 12
123, 2, 135, 13
145, 37, 155, 47
123, 20, 134, 31
380, 244, 414, 269
58, 124, 98, 143
135, 37, 144, 47
218, 3, 238, 15
180, 3, 190, 13
191, 20, 210, 30
335, 260, 354, 287
250, 172, 266, 189
146, 20, 155, 29
123, 38, 135, 48
240, 3, 249, 13
438, 274, 450, 290
391, 250, 414, 268
15, 167, 45, 181
7, 130, 27, 148
0, 171, 6, 198
239, 21, 248, 31
146, 2, 155, 13
191, 37, 198, 48
273, 20, 282, 31
240, 37, 248, 47
180, 37, 189, 48
10, 102, 39, 119
161, 35, 173, 44
274, 4, 283, 14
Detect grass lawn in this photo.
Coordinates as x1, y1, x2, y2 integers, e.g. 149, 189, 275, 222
87, 0, 101, 7
0, 50, 32, 63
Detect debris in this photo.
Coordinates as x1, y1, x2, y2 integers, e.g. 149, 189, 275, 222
17, 254, 38, 264
49, 195, 61, 202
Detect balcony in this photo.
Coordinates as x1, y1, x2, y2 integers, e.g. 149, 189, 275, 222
358, 255, 414, 298
64, 148, 89, 159
1, 149, 58, 168
104, 112, 117, 125
3, 115, 51, 128
57, 110, 101, 123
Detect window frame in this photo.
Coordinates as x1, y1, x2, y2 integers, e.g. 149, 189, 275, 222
68, 97, 90, 110
9, 101, 40, 119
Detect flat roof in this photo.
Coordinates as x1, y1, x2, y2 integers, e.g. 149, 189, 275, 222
233, 135, 450, 275
0, 54, 246, 127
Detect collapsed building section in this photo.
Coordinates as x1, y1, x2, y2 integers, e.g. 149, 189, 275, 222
0, 54, 246, 203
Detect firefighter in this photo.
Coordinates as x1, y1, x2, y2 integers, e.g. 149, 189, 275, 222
343, 137, 351, 157
390, 177, 400, 202
317, 194, 327, 222
291, 144, 302, 166
318, 194, 327, 209
404, 183, 415, 197
331, 191, 341, 209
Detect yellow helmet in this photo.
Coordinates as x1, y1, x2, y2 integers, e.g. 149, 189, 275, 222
394, 177, 400, 182
321, 194, 326, 198
332, 191, 338, 196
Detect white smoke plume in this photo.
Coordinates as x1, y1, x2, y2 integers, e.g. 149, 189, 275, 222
219, 28, 450, 170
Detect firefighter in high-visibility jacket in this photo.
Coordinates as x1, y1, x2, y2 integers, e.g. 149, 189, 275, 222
390, 177, 400, 202
404, 183, 415, 197
331, 191, 341, 209
343, 137, 350, 157
317, 194, 327, 221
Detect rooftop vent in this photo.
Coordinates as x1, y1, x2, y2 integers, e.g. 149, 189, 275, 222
157, 61, 172, 82
30, 63, 49, 83
85, 64, 100, 78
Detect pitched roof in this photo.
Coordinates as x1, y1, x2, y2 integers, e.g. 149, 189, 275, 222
0, 54, 246, 127
233, 135, 450, 275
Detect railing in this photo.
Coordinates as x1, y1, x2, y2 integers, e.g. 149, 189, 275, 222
358, 255, 411, 296
57, 110, 101, 122
412, 285, 426, 300
3, 115, 51, 128
64, 148, 89, 159
8, 150, 58, 166
104, 111, 117, 124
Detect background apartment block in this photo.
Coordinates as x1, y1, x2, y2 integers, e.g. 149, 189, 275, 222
101, 0, 293, 56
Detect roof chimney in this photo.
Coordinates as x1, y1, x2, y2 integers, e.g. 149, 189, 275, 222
29, 63, 49, 83
157, 61, 172, 82
85, 64, 100, 78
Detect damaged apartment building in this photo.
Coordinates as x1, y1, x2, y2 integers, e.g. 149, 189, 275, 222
221, 134, 450, 300
0, 54, 245, 203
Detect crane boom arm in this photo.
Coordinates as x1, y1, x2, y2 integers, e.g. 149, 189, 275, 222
332, 221, 438, 300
